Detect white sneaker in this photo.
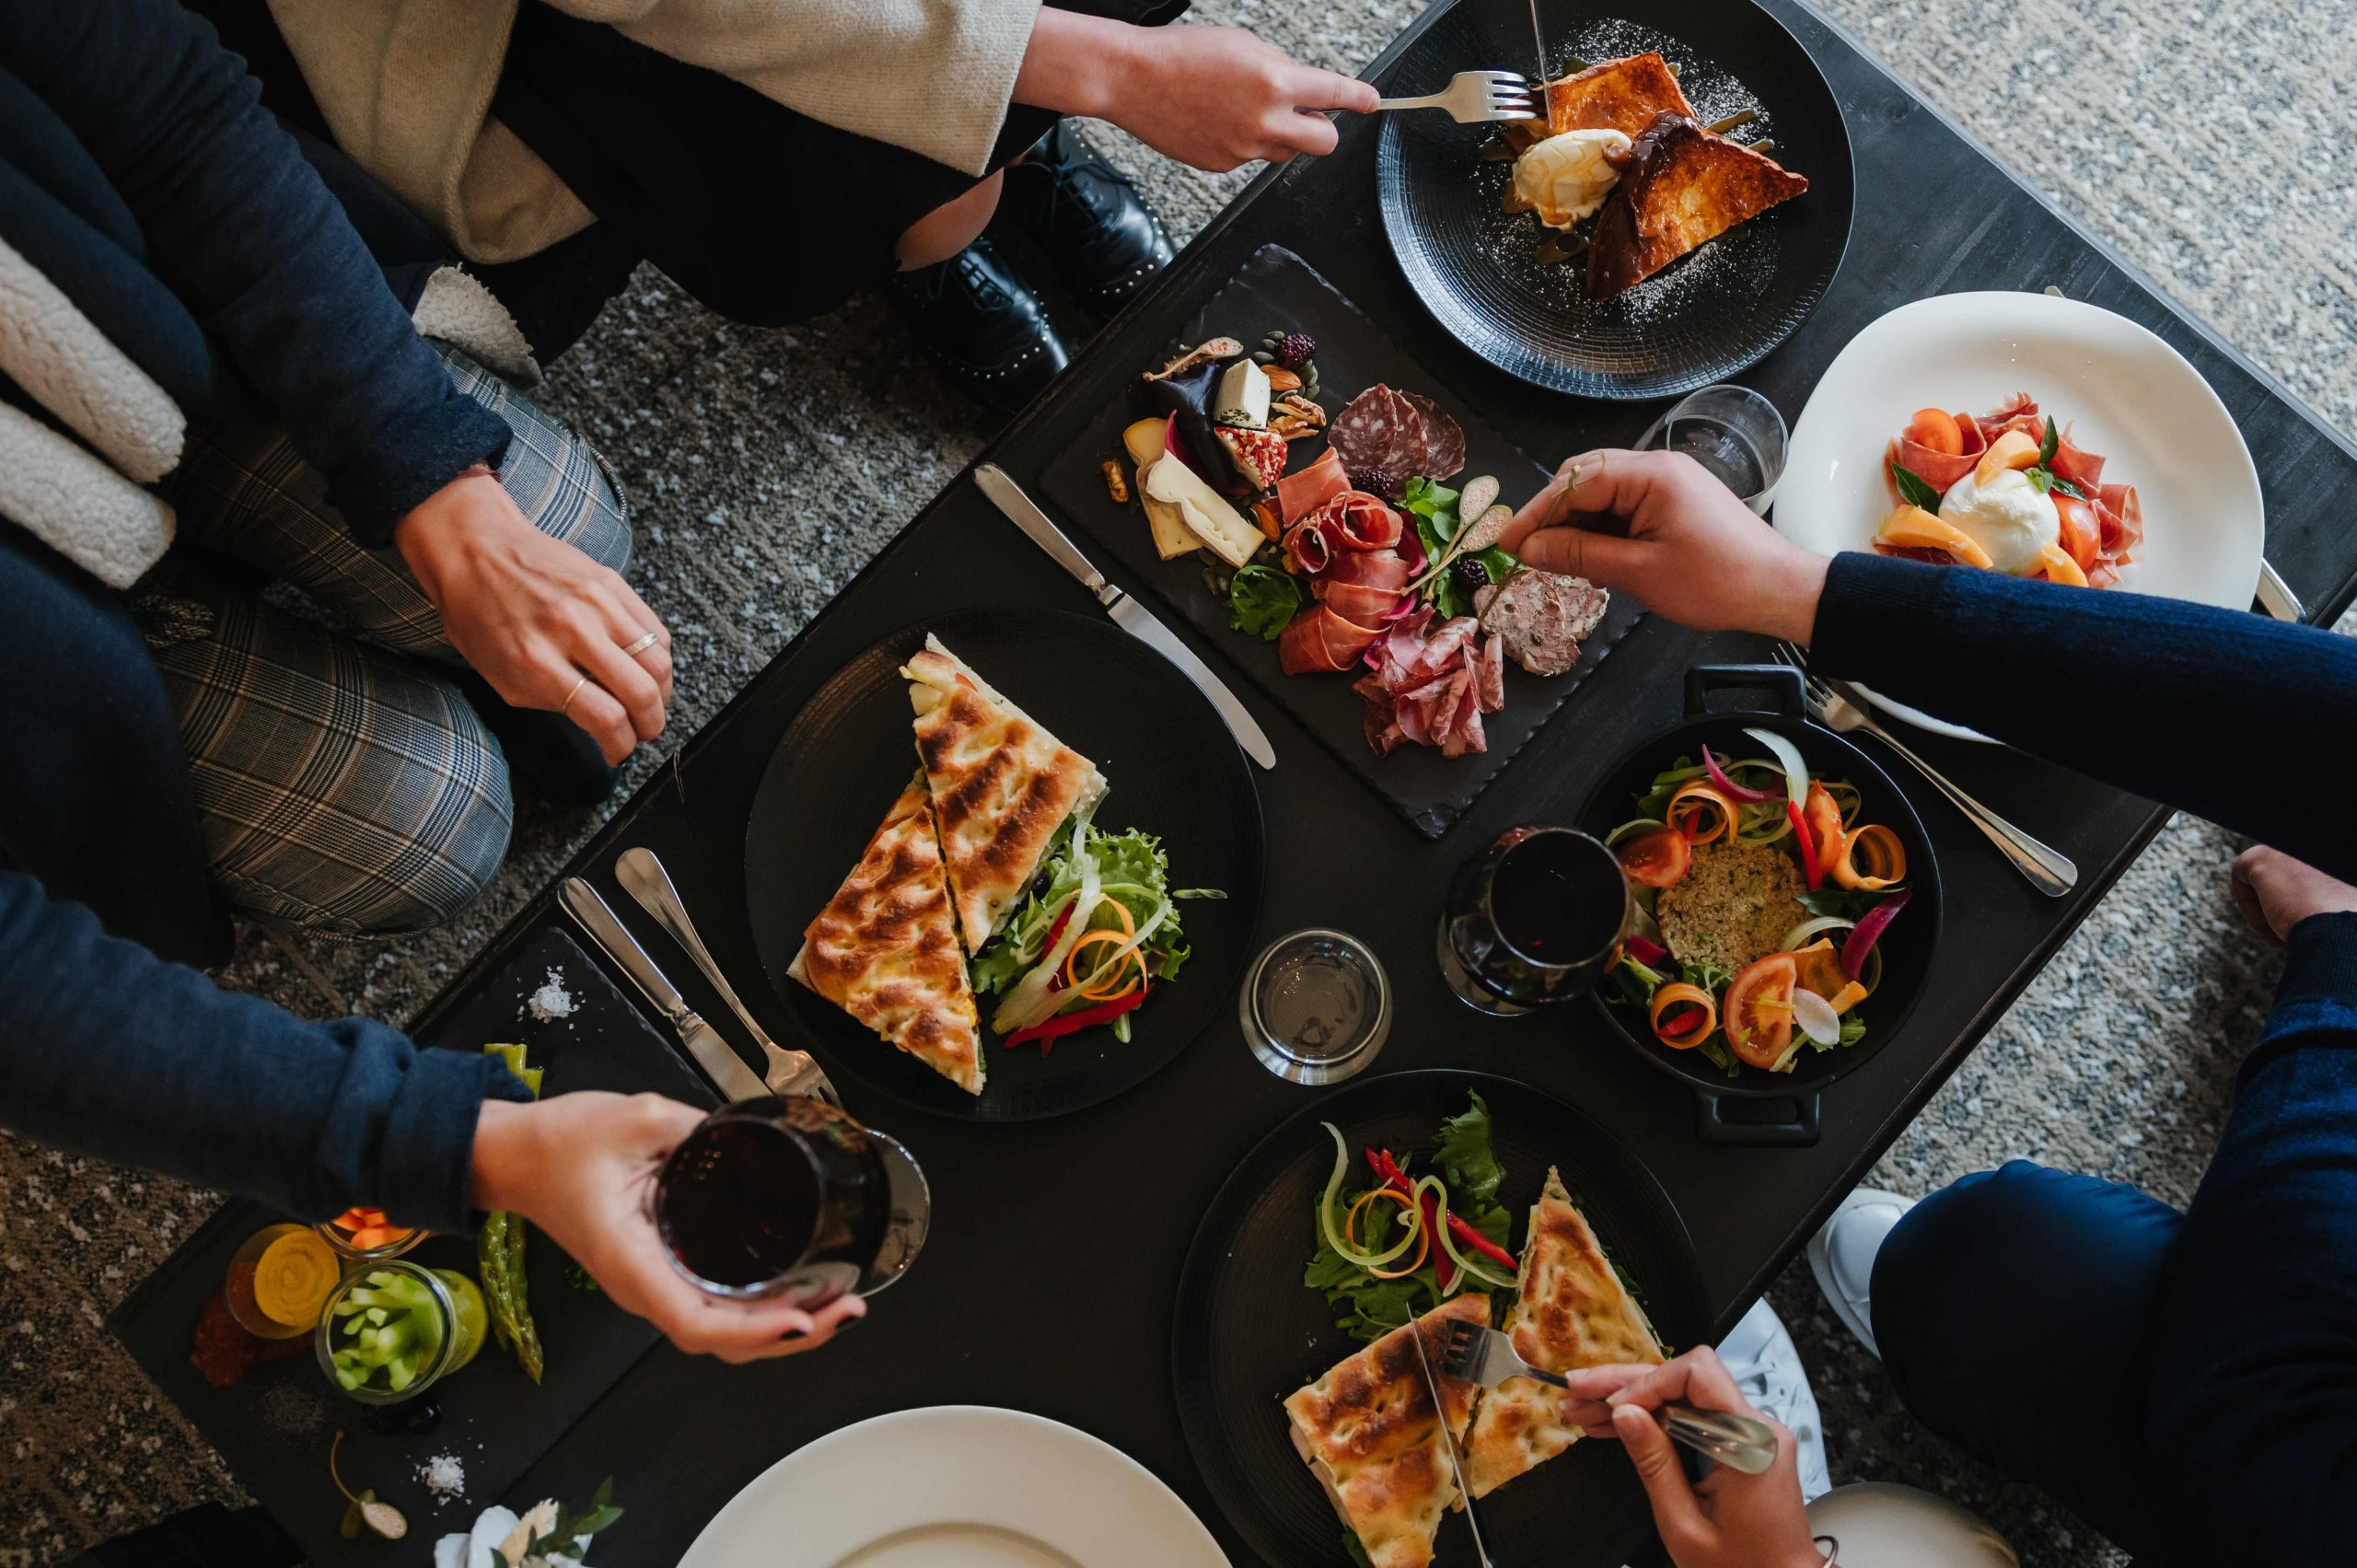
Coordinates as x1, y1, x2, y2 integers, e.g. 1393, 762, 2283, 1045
1806, 1186, 1916, 1361
1717, 1296, 1831, 1502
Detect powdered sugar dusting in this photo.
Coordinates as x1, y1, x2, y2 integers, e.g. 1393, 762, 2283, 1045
1468, 17, 1784, 323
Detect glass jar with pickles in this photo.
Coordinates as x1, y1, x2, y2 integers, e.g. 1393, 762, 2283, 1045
316, 1260, 489, 1403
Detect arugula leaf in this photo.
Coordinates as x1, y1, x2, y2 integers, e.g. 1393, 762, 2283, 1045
968, 819, 1204, 996
1696, 1036, 1741, 1077
1226, 563, 1301, 641
1344, 1529, 1376, 1568
1434, 1090, 1504, 1206
2038, 414, 2059, 467
1891, 462, 1944, 513
1795, 887, 1897, 921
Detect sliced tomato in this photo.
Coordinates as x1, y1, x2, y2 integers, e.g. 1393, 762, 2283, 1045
1724, 953, 1800, 1071
1903, 408, 1963, 457
1617, 824, 1692, 889
2051, 492, 2100, 571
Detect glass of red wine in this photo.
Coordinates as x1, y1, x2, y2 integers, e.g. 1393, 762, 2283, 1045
1437, 826, 1632, 1016
653, 1095, 929, 1307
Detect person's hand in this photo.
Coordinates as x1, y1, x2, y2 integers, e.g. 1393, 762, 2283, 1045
1556, 1347, 1821, 1568
394, 470, 672, 765
1114, 26, 1378, 168
2231, 844, 2357, 947
1019, 13, 1377, 171
470, 1094, 864, 1362
1497, 448, 1831, 645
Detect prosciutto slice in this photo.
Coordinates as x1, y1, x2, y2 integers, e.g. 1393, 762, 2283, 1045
1351, 608, 1507, 759
1279, 604, 1386, 675
1275, 447, 1347, 524
1324, 551, 1412, 593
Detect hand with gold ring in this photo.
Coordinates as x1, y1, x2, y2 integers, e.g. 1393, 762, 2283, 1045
393, 469, 675, 764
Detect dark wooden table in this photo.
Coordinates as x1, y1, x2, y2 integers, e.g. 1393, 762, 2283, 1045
116, 0, 2357, 1561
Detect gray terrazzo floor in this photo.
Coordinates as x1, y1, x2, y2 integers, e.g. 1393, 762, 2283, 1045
5, 0, 2354, 1562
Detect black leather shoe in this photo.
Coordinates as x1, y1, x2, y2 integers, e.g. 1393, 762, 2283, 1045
1001, 122, 1175, 315
887, 237, 1070, 415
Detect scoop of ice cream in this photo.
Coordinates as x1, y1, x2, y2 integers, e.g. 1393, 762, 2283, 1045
1512, 128, 1633, 229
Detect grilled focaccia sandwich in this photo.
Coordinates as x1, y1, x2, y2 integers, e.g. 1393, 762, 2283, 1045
1462, 1168, 1665, 1497
904, 635, 1108, 952
1283, 1295, 1489, 1568
789, 774, 985, 1093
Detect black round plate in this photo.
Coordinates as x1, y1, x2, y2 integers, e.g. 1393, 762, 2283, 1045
1173, 1070, 1708, 1568
1573, 704, 1942, 1101
744, 607, 1264, 1122
1376, 0, 1855, 399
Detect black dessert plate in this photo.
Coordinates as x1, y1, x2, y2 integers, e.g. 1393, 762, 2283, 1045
1172, 1069, 1708, 1567
1376, 0, 1854, 398
743, 606, 1264, 1121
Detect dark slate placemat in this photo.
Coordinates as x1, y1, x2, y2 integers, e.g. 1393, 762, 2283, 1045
1038, 242, 1646, 839
108, 924, 714, 1562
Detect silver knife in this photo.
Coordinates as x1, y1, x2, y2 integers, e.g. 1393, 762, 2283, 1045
973, 462, 1276, 770
1407, 1319, 1494, 1567
559, 877, 770, 1104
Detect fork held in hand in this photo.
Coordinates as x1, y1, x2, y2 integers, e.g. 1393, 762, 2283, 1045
1769, 645, 2077, 897
1440, 1320, 1782, 1475
1376, 71, 1538, 123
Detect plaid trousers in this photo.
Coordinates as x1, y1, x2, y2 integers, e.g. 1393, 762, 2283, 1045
145, 346, 631, 937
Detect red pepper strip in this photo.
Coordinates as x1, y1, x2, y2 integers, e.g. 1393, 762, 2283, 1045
1039, 901, 1079, 993
1369, 1149, 1454, 1290
1004, 986, 1147, 1048
1659, 1005, 1704, 1036
1787, 801, 1822, 891
1367, 1150, 1519, 1273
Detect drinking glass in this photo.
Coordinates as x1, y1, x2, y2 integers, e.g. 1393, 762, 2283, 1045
314, 1259, 460, 1405
654, 1095, 928, 1307
1437, 826, 1632, 1016
1240, 929, 1393, 1085
1637, 384, 1790, 515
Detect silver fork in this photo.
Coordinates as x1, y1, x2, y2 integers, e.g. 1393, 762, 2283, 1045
1440, 1320, 1781, 1476
614, 846, 840, 1103
1376, 71, 1538, 122
1769, 645, 2076, 898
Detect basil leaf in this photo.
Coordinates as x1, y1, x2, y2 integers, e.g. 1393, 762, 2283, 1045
1891, 463, 1944, 512
2026, 468, 2054, 494
1225, 563, 1302, 641
2050, 476, 2090, 501
2038, 414, 2059, 467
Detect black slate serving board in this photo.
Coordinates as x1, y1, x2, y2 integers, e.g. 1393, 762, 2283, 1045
107, 925, 714, 1563
1038, 243, 1646, 839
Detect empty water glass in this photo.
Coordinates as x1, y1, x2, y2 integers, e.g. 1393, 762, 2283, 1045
1636, 384, 1789, 514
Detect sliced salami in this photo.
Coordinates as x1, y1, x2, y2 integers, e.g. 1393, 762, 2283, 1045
1399, 391, 1467, 482
1329, 385, 1401, 475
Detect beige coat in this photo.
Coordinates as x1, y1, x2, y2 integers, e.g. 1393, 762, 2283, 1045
270, 0, 1043, 263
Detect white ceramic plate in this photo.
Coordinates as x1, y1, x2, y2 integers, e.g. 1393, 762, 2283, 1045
1776, 291, 2265, 740
678, 1406, 1231, 1568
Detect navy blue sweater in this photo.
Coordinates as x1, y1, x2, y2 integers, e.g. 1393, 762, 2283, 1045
0, 0, 509, 544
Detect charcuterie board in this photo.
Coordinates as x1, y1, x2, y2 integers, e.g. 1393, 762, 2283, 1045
1038, 244, 1646, 839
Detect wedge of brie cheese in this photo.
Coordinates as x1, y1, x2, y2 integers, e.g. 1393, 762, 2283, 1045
1143, 452, 1261, 568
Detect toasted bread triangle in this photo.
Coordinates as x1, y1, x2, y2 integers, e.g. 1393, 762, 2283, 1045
1587, 113, 1808, 299
1543, 52, 1695, 138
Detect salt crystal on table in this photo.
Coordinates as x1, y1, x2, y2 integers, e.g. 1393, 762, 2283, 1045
417, 1453, 467, 1504
523, 967, 576, 1023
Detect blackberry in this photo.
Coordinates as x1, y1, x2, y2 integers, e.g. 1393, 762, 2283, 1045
1276, 331, 1318, 370
1349, 465, 1396, 497
1453, 557, 1493, 594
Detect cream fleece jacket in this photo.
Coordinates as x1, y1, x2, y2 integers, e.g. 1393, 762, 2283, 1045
270, 0, 1045, 264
